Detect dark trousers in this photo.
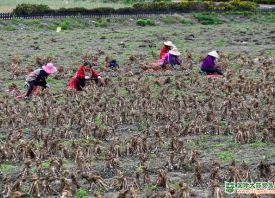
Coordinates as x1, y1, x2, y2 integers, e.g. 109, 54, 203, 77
26, 80, 45, 96
76, 78, 85, 91
201, 68, 223, 75
94, 78, 99, 85
76, 78, 100, 91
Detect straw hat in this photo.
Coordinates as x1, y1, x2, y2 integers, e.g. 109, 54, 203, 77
164, 41, 174, 47
42, 63, 57, 74
208, 51, 219, 59
169, 50, 181, 56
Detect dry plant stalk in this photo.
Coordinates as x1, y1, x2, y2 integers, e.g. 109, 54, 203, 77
209, 179, 224, 198
11, 56, 21, 79
156, 169, 169, 189
82, 173, 109, 191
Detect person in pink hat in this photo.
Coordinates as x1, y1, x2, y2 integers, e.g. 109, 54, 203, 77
24, 63, 57, 99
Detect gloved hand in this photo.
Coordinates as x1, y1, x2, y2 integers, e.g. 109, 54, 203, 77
98, 76, 101, 79
46, 84, 51, 89
24, 96, 30, 100
24, 82, 30, 89
85, 76, 91, 80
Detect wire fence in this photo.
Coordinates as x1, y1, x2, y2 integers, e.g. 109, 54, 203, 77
0, 8, 274, 20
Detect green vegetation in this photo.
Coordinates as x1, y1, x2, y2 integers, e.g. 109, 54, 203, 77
254, 12, 275, 23
94, 18, 111, 27
216, 38, 228, 47
53, 17, 73, 30
0, 163, 17, 173
217, 151, 235, 162
230, 63, 240, 71
180, 18, 194, 25
42, 161, 50, 169
193, 13, 223, 25
265, 49, 274, 56
133, 1, 257, 12
0, 0, 127, 12
47, 78, 66, 93
8, 1, 258, 16
1, 0, 271, 15
160, 15, 182, 24
0, 16, 91, 31
159, 15, 193, 25
95, 115, 106, 129
136, 18, 155, 26
88, 136, 96, 144
269, 150, 275, 158
249, 140, 268, 148
184, 135, 241, 153
13, 3, 51, 15
138, 116, 146, 130
170, 181, 181, 191
171, 88, 180, 97
75, 188, 88, 198
140, 184, 159, 193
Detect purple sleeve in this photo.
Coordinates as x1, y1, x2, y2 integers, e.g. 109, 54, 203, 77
211, 58, 217, 68
201, 56, 216, 69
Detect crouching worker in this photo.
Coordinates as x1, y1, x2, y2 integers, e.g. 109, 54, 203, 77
108, 59, 119, 70
24, 63, 57, 99
201, 51, 223, 75
67, 61, 101, 91
160, 50, 182, 69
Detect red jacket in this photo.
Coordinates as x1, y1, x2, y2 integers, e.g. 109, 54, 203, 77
75, 65, 86, 79
75, 65, 100, 79
91, 68, 100, 79
67, 65, 100, 90
160, 46, 170, 59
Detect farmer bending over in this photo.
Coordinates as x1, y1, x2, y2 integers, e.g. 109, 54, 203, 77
67, 61, 101, 91
24, 63, 57, 99
201, 51, 223, 75
160, 50, 182, 69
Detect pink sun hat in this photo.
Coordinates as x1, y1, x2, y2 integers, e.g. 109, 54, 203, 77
42, 63, 57, 74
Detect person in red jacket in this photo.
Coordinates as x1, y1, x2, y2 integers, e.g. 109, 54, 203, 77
160, 41, 175, 59
67, 61, 101, 91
